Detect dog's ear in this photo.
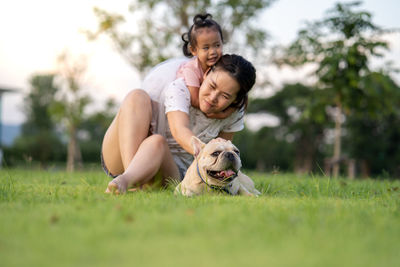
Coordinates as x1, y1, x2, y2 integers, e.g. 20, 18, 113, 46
191, 136, 205, 158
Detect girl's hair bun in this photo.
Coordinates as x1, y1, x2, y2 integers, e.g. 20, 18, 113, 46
181, 13, 224, 58
193, 13, 212, 26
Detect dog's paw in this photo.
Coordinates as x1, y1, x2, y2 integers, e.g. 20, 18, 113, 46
174, 183, 182, 196
253, 188, 261, 196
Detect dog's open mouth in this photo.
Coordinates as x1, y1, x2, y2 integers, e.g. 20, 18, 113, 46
207, 169, 237, 181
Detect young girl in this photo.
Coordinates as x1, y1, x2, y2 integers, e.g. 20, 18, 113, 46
177, 13, 235, 118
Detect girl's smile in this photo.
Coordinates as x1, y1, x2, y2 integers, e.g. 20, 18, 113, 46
190, 28, 223, 72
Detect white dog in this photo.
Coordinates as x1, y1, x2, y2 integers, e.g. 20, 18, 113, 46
175, 137, 261, 197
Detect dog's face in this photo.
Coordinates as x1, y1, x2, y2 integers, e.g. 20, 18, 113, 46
192, 137, 242, 187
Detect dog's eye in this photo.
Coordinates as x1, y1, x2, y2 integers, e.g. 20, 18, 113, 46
211, 151, 221, 157
234, 150, 240, 155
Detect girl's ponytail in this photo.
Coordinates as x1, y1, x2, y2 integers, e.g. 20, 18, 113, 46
181, 32, 192, 57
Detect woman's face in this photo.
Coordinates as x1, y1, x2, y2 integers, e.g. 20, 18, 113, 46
198, 69, 240, 115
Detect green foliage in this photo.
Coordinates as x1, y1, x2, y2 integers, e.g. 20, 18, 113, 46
79, 99, 117, 162
11, 132, 65, 164
9, 75, 65, 166
1, 170, 400, 267
246, 83, 330, 173
235, 127, 294, 171
356, 72, 400, 118
275, 1, 389, 112
343, 72, 400, 177
89, 0, 275, 73
50, 52, 92, 171
6, 55, 118, 168
249, 83, 330, 125
264, 1, 400, 176
21, 75, 59, 134
50, 52, 92, 129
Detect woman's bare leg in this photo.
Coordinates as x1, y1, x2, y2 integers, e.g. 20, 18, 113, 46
102, 89, 180, 194
106, 134, 180, 194
102, 89, 152, 175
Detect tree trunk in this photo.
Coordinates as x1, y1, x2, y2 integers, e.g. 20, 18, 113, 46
66, 125, 83, 172
66, 125, 76, 172
256, 159, 266, 172
74, 140, 83, 170
347, 159, 356, 179
294, 137, 314, 174
332, 102, 343, 178
360, 159, 370, 178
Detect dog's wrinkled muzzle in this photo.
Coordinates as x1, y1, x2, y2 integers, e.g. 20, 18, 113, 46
225, 152, 236, 162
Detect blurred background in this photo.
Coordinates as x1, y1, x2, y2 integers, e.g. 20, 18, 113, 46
0, 0, 399, 178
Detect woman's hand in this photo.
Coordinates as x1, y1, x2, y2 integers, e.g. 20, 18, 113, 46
167, 111, 236, 154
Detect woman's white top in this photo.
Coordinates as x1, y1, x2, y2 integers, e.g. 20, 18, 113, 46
141, 57, 244, 173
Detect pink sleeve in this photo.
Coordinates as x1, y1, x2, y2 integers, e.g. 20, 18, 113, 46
180, 68, 201, 87
176, 59, 203, 88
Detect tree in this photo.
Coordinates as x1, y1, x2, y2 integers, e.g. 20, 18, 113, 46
79, 99, 117, 162
50, 52, 91, 172
248, 83, 329, 173
235, 126, 294, 172
12, 75, 64, 166
343, 72, 400, 177
87, 0, 275, 75
273, 1, 390, 177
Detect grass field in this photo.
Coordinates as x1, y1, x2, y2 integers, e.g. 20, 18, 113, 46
1, 169, 400, 267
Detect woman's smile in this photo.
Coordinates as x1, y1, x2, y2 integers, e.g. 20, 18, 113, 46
199, 70, 239, 115
203, 98, 215, 109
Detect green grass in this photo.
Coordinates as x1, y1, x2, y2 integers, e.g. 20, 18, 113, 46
1, 169, 399, 267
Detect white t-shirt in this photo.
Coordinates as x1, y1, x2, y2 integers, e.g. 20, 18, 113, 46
141, 57, 244, 173
164, 78, 244, 172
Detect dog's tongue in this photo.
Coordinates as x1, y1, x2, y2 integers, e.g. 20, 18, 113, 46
220, 170, 236, 178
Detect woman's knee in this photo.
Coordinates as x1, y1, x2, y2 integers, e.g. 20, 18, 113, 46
124, 89, 151, 107
121, 89, 152, 115
144, 134, 168, 152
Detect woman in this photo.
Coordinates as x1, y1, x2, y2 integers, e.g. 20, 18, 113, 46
101, 54, 256, 194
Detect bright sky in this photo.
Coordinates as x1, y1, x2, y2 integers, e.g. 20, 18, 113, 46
0, 0, 399, 126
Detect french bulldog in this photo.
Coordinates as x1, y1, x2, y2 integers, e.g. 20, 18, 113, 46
175, 137, 261, 197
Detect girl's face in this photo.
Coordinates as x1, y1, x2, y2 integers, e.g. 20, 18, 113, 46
190, 28, 223, 72
198, 69, 240, 115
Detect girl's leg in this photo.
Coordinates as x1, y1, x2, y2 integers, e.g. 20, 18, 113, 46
106, 134, 180, 194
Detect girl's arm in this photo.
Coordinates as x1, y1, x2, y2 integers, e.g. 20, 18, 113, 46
187, 85, 200, 108
167, 110, 196, 155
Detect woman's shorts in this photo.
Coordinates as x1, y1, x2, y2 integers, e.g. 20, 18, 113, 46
100, 153, 118, 179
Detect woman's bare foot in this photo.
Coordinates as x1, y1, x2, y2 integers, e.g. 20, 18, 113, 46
105, 175, 154, 194
105, 175, 128, 194
127, 184, 151, 192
